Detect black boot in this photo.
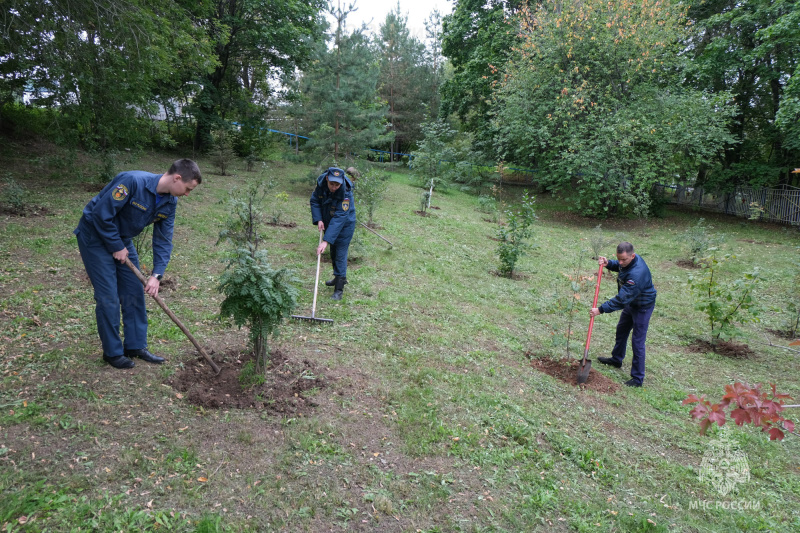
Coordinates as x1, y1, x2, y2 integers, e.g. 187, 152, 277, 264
326, 275, 348, 287
332, 276, 347, 300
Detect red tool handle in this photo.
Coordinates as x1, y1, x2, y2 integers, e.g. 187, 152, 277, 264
583, 263, 604, 355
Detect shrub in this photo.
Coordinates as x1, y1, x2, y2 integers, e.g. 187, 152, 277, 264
1, 175, 26, 213
497, 191, 537, 277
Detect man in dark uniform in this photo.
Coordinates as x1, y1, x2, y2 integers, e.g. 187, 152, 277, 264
74, 159, 201, 369
590, 242, 657, 387
310, 167, 356, 300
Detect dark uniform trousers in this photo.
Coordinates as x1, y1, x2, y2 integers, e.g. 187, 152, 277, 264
610, 304, 655, 384
328, 226, 354, 278
76, 222, 148, 357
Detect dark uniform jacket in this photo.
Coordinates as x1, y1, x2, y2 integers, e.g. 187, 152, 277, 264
310, 168, 356, 244
74, 171, 177, 276
599, 254, 657, 313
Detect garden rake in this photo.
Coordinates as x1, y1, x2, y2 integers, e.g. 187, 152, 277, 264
577, 263, 604, 384
292, 230, 334, 324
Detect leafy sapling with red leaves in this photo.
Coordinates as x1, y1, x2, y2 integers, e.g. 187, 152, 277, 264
684, 383, 796, 440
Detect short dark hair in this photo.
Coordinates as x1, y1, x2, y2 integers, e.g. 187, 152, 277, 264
617, 242, 634, 255
168, 159, 202, 184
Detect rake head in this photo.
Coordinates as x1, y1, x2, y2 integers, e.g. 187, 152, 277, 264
291, 314, 333, 324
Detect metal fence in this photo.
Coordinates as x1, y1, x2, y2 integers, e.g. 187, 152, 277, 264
655, 183, 800, 225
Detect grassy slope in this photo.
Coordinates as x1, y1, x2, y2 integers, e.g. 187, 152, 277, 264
1, 139, 799, 532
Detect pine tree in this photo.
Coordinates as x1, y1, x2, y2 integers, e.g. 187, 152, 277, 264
301, 1, 391, 166
376, 4, 428, 159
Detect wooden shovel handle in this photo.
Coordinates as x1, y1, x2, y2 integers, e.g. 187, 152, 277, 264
582, 263, 605, 363
124, 258, 220, 374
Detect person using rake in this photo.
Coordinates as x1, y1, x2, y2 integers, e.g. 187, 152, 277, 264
310, 167, 356, 300
589, 242, 657, 387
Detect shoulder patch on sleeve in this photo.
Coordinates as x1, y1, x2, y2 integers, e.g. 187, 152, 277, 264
627, 279, 635, 285
112, 184, 129, 201
342, 199, 350, 212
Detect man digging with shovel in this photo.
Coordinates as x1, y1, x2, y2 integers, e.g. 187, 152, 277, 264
74, 159, 202, 369
589, 242, 657, 387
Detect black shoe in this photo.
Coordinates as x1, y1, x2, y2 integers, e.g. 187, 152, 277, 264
624, 379, 642, 388
597, 357, 622, 368
125, 348, 165, 364
103, 354, 135, 369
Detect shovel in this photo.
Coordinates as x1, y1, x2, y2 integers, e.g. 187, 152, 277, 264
124, 258, 221, 374
291, 230, 334, 324
577, 263, 604, 384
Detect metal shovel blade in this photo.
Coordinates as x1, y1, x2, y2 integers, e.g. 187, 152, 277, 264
577, 359, 592, 384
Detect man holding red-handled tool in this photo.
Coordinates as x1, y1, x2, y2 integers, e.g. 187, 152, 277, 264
590, 242, 657, 387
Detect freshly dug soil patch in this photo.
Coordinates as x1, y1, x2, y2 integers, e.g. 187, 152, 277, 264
530, 356, 621, 394
766, 328, 798, 340
687, 339, 755, 358
0, 205, 51, 217
492, 270, 529, 280
159, 277, 178, 291
675, 259, 699, 269
168, 349, 326, 413
266, 221, 297, 228
429, 205, 441, 210
414, 210, 433, 217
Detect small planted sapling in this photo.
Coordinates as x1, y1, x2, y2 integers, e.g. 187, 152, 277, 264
589, 224, 607, 260
270, 191, 290, 226
217, 182, 298, 374
419, 190, 431, 215
211, 128, 236, 176
497, 191, 537, 278
687, 250, 761, 346
684, 218, 723, 266
354, 170, 388, 226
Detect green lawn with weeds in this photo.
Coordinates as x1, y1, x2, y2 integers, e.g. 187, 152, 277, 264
1, 138, 799, 532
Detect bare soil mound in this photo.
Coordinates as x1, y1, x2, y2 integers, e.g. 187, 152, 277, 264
530, 356, 621, 394
675, 259, 699, 269
0, 205, 52, 217
687, 339, 755, 358
168, 349, 326, 414
767, 328, 798, 340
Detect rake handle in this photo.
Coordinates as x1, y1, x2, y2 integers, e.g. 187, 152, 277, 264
310, 230, 324, 318
582, 263, 604, 364
359, 222, 393, 247
124, 258, 220, 374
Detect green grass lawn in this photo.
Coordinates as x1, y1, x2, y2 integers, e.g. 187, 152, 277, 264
1, 138, 799, 532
